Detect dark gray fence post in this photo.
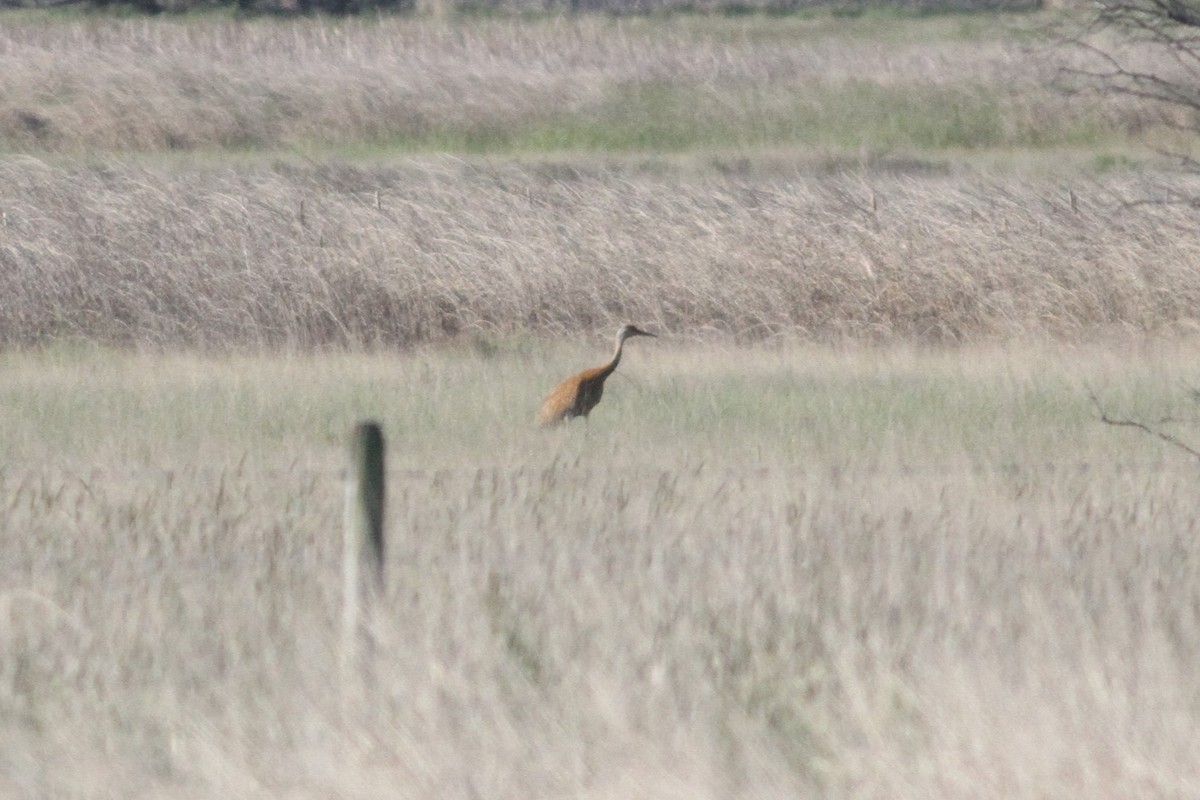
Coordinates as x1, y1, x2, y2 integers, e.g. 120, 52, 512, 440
342, 420, 385, 687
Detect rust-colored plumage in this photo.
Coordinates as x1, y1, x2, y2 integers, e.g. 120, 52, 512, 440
537, 324, 657, 426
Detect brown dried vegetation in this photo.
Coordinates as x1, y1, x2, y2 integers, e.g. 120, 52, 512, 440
2, 159, 1200, 348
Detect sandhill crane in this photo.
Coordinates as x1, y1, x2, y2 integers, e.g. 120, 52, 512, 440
537, 324, 657, 426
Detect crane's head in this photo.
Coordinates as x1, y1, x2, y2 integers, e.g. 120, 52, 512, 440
618, 324, 657, 342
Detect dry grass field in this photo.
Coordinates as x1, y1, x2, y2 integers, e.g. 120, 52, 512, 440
4, 344, 1200, 799
2, 8, 1198, 351
4, 159, 1200, 348
4, 8, 1200, 799
0, 12, 1116, 156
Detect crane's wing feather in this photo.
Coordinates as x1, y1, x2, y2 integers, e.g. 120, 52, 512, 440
536, 365, 610, 425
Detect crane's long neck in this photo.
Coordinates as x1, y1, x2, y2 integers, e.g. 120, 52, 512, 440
596, 330, 628, 380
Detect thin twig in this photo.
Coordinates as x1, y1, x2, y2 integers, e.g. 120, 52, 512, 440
1086, 385, 1200, 460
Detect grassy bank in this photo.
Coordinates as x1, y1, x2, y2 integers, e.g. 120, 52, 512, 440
3, 340, 1188, 465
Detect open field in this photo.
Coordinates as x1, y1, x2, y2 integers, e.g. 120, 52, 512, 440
4, 8, 1200, 798
4, 343, 1200, 798
0, 11, 1167, 159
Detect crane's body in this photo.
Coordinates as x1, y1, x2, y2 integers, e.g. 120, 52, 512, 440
537, 324, 656, 426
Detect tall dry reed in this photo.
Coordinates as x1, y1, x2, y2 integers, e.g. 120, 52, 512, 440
2, 159, 1199, 348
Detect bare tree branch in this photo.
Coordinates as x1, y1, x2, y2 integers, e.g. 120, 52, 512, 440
1086, 385, 1200, 460
1048, 0, 1200, 200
